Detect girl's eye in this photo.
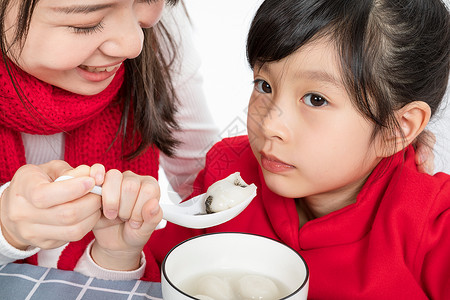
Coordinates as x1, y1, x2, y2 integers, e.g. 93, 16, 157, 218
70, 22, 104, 35
302, 93, 329, 107
254, 79, 272, 94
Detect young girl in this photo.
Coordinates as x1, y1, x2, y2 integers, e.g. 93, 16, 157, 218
0, 0, 219, 280
0, 0, 437, 285
147, 0, 450, 298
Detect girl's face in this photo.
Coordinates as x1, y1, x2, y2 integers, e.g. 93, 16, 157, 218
247, 39, 385, 206
4, 0, 165, 95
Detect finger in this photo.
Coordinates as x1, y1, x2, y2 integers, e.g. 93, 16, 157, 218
64, 164, 91, 178
118, 172, 141, 221
102, 169, 123, 219
121, 199, 162, 249
129, 176, 160, 229
134, 199, 162, 235
28, 176, 95, 209
53, 209, 101, 242
23, 210, 101, 249
39, 160, 74, 181
94, 215, 124, 230
32, 193, 102, 226
90, 164, 106, 186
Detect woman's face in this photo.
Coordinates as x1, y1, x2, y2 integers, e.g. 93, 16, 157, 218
247, 39, 385, 204
4, 0, 165, 95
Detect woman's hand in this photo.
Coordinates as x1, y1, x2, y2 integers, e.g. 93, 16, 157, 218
91, 170, 162, 271
0, 161, 102, 250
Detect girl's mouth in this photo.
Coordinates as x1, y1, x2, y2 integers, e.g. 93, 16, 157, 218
260, 152, 295, 173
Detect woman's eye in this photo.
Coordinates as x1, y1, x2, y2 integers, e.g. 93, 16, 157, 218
302, 93, 329, 107
70, 22, 104, 35
254, 79, 272, 94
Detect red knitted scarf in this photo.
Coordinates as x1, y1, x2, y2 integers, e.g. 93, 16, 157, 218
0, 60, 159, 183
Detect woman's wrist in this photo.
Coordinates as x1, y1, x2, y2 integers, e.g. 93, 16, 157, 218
0, 223, 28, 251
0, 183, 28, 250
0, 221, 40, 264
90, 241, 142, 271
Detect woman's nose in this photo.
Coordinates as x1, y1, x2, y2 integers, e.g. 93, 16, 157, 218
99, 1, 165, 59
99, 20, 145, 59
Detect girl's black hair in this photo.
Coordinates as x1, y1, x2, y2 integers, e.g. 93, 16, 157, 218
0, 0, 181, 159
247, 0, 450, 150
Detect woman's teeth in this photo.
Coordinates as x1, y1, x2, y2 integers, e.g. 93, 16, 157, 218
80, 63, 121, 73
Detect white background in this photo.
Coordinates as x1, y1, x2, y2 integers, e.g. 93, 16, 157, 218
183, 0, 450, 173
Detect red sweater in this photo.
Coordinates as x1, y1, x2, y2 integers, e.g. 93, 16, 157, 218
147, 136, 450, 299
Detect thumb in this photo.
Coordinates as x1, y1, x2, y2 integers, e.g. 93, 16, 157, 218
130, 199, 162, 239
94, 215, 123, 230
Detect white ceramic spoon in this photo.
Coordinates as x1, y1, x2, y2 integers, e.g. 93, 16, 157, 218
55, 175, 257, 229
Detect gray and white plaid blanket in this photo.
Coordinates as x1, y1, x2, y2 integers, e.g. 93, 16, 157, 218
0, 263, 163, 300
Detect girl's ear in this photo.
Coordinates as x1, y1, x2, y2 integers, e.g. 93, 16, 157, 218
394, 101, 431, 150
377, 101, 431, 158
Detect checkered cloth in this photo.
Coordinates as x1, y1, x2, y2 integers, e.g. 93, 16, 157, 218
0, 263, 163, 300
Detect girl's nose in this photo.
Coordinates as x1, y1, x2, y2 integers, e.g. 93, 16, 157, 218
263, 109, 288, 141
252, 99, 289, 142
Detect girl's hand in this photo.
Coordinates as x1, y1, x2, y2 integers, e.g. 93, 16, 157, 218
0, 161, 102, 250
91, 170, 162, 271
414, 130, 436, 175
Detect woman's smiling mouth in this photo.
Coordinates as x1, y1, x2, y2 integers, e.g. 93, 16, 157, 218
79, 61, 123, 73
77, 62, 123, 82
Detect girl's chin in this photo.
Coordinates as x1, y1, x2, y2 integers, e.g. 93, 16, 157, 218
264, 176, 301, 199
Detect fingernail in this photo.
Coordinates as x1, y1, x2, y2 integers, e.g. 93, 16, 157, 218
83, 178, 95, 190
129, 220, 142, 229
150, 205, 160, 216
95, 173, 103, 184
104, 209, 117, 220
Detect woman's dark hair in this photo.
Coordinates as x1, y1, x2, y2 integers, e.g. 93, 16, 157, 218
0, 0, 181, 159
247, 0, 450, 151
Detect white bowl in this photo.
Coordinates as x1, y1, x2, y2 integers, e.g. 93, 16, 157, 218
161, 232, 309, 299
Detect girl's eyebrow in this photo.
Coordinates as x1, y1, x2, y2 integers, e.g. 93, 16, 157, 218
259, 63, 342, 88
50, 3, 114, 14
301, 70, 342, 88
